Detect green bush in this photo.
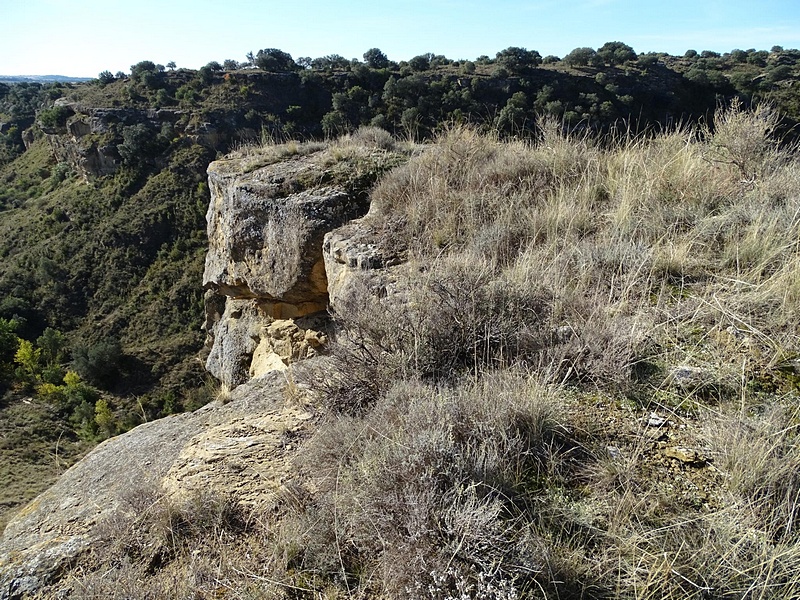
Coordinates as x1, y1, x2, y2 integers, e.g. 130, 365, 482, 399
72, 339, 122, 388
38, 105, 72, 129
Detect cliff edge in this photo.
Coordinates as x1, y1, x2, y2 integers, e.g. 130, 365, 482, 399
0, 133, 407, 599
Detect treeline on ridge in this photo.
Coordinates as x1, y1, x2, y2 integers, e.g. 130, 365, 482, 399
3, 41, 800, 165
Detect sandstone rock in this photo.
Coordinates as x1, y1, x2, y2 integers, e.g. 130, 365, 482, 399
204, 298, 262, 387
0, 369, 316, 599
204, 154, 367, 305
41, 103, 188, 180
249, 317, 328, 379
0, 411, 200, 599
202, 146, 403, 389
647, 412, 668, 427
665, 446, 706, 465
204, 297, 329, 389
323, 219, 406, 313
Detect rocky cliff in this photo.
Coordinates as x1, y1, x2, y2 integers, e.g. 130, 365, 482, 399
38, 98, 228, 180
0, 135, 406, 599
202, 138, 405, 389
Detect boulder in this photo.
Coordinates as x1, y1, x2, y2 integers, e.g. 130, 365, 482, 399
323, 219, 405, 312
204, 157, 368, 305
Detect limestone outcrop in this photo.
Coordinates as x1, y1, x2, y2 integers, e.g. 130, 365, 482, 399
0, 139, 406, 597
322, 218, 406, 312
203, 143, 403, 389
39, 100, 192, 180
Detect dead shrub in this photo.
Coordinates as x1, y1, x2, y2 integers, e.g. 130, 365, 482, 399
292, 375, 568, 597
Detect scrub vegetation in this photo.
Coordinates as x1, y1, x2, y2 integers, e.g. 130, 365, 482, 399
65, 103, 800, 599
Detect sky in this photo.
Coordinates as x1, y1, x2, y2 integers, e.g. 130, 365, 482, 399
1, 0, 800, 77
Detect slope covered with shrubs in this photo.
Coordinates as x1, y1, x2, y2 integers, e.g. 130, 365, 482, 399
65, 104, 800, 599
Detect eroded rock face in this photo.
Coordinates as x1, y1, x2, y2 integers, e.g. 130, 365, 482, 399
0, 143, 407, 597
204, 158, 368, 304
202, 148, 398, 389
41, 101, 189, 180
0, 410, 200, 599
204, 296, 328, 388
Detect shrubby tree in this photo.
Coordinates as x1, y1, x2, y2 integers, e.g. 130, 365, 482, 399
38, 105, 72, 129
729, 49, 747, 63
596, 41, 636, 65
637, 53, 660, 68
496, 91, 528, 133
254, 48, 298, 72
130, 60, 164, 89
563, 47, 598, 67
14, 339, 41, 386
223, 59, 239, 70
117, 123, 166, 167
97, 70, 115, 86
747, 50, 769, 66
311, 54, 350, 70
0, 318, 19, 378
409, 54, 432, 71
72, 339, 122, 389
321, 110, 346, 138
197, 64, 215, 85
495, 46, 542, 74
37, 327, 67, 366
94, 398, 116, 438
363, 48, 390, 69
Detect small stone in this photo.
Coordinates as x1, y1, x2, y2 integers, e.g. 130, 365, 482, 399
647, 412, 668, 427
668, 365, 711, 391
665, 446, 705, 465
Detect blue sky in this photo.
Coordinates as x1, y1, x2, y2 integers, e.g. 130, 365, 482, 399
2, 0, 799, 77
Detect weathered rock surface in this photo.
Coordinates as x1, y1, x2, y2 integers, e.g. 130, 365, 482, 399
204, 296, 328, 387
0, 369, 316, 599
203, 145, 403, 389
40, 101, 191, 180
322, 219, 406, 312
0, 141, 407, 597
204, 156, 368, 304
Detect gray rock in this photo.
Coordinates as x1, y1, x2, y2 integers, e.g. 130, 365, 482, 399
204, 298, 262, 388
667, 365, 711, 391
0, 370, 315, 598
323, 219, 406, 313
204, 156, 368, 305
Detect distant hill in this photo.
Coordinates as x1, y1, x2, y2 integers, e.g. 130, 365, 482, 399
0, 75, 91, 84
